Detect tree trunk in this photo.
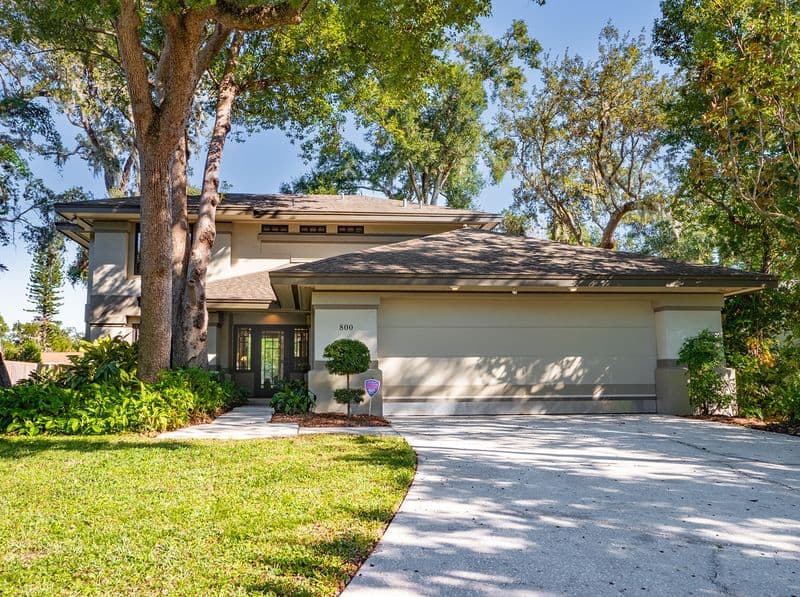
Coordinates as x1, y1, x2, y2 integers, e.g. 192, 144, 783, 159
137, 146, 174, 381
170, 134, 191, 366
177, 35, 242, 368
599, 202, 636, 249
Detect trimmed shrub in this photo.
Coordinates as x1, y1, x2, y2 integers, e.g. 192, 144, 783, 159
323, 339, 370, 417
333, 388, 365, 411
270, 379, 316, 415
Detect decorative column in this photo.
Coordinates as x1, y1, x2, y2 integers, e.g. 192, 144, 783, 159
653, 302, 724, 415
308, 293, 383, 415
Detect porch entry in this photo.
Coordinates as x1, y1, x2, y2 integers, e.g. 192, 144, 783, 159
234, 325, 310, 396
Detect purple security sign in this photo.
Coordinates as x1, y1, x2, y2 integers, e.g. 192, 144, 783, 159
364, 378, 381, 398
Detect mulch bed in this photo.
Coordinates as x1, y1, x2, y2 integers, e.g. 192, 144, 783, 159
271, 413, 391, 427
687, 415, 800, 437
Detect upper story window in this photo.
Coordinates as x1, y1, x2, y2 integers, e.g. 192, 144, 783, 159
299, 225, 326, 234
133, 223, 142, 275
337, 225, 364, 234
261, 224, 289, 233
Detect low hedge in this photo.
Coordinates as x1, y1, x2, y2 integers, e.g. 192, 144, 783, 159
0, 337, 244, 436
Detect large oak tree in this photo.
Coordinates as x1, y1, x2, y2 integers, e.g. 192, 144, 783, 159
6, 0, 495, 379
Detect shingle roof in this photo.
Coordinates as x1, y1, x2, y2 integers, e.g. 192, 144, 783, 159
55, 193, 496, 219
207, 270, 275, 303
274, 228, 775, 282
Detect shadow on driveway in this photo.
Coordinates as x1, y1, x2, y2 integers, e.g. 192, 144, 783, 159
344, 415, 800, 596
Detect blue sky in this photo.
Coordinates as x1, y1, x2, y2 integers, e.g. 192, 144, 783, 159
0, 0, 665, 331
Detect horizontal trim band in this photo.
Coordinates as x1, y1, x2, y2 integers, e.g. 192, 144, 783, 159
312, 304, 378, 310
384, 395, 656, 403
383, 383, 655, 399
657, 359, 683, 368
653, 306, 721, 312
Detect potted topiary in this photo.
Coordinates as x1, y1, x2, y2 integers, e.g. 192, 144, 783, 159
323, 338, 370, 418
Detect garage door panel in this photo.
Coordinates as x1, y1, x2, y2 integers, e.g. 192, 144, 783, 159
379, 327, 656, 358
379, 297, 654, 328
382, 397, 657, 416
378, 296, 657, 415
380, 356, 656, 387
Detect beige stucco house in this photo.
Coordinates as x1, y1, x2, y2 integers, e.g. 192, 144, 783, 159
56, 194, 774, 416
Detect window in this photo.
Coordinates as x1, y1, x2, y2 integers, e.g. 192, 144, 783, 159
261, 224, 289, 233
337, 225, 364, 234
235, 327, 252, 371
293, 328, 309, 372
299, 225, 326, 234
133, 223, 141, 275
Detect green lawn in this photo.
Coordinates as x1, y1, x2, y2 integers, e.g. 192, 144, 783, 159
0, 434, 415, 596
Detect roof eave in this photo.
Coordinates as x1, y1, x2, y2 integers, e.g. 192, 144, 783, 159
269, 271, 776, 295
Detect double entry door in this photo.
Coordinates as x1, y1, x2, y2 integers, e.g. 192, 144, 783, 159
235, 325, 310, 396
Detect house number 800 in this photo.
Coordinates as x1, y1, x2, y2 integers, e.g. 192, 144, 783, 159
339, 324, 354, 331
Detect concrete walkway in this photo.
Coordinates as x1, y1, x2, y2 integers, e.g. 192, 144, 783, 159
158, 405, 298, 439
158, 405, 397, 440
345, 415, 800, 597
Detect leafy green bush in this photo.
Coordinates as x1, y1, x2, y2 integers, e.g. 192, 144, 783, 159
772, 370, 800, 424
62, 335, 138, 388
0, 337, 244, 436
323, 339, 370, 417
333, 388, 365, 412
677, 329, 731, 415
4, 340, 42, 363
270, 379, 315, 415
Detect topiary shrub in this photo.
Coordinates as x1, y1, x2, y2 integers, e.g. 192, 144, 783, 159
677, 329, 730, 415
323, 339, 370, 417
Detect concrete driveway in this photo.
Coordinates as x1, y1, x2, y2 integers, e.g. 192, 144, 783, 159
344, 415, 800, 596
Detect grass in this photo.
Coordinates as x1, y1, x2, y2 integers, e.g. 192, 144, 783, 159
0, 434, 416, 596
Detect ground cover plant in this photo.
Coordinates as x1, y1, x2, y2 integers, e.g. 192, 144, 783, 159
0, 434, 415, 595
0, 336, 244, 435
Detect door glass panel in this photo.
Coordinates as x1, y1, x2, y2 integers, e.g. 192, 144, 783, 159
260, 331, 283, 387
293, 328, 309, 372
236, 328, 251, 371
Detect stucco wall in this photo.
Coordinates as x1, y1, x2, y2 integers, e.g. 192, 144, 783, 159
307, 291, 728, 416
377, 294, 658, 414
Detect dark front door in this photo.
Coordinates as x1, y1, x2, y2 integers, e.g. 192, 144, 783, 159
235, 325, 309, 397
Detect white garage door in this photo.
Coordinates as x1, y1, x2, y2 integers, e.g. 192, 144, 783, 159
378, 296, 657, 415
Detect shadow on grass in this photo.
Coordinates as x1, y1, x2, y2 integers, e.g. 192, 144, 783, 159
332, 435, 416, 469
0, 437, 191, 459
243, 531, 378, 597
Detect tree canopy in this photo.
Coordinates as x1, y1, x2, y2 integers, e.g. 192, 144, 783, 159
654, 0, 800, 276
495, 25, 675, 248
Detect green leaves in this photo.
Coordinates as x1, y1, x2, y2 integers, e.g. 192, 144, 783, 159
323, 338, 370, 378
497, 25, 674, 248
0, 336, 245, 435
654, 0, 800, 277
677, 329, 730, 415
270, 379, 316, 414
